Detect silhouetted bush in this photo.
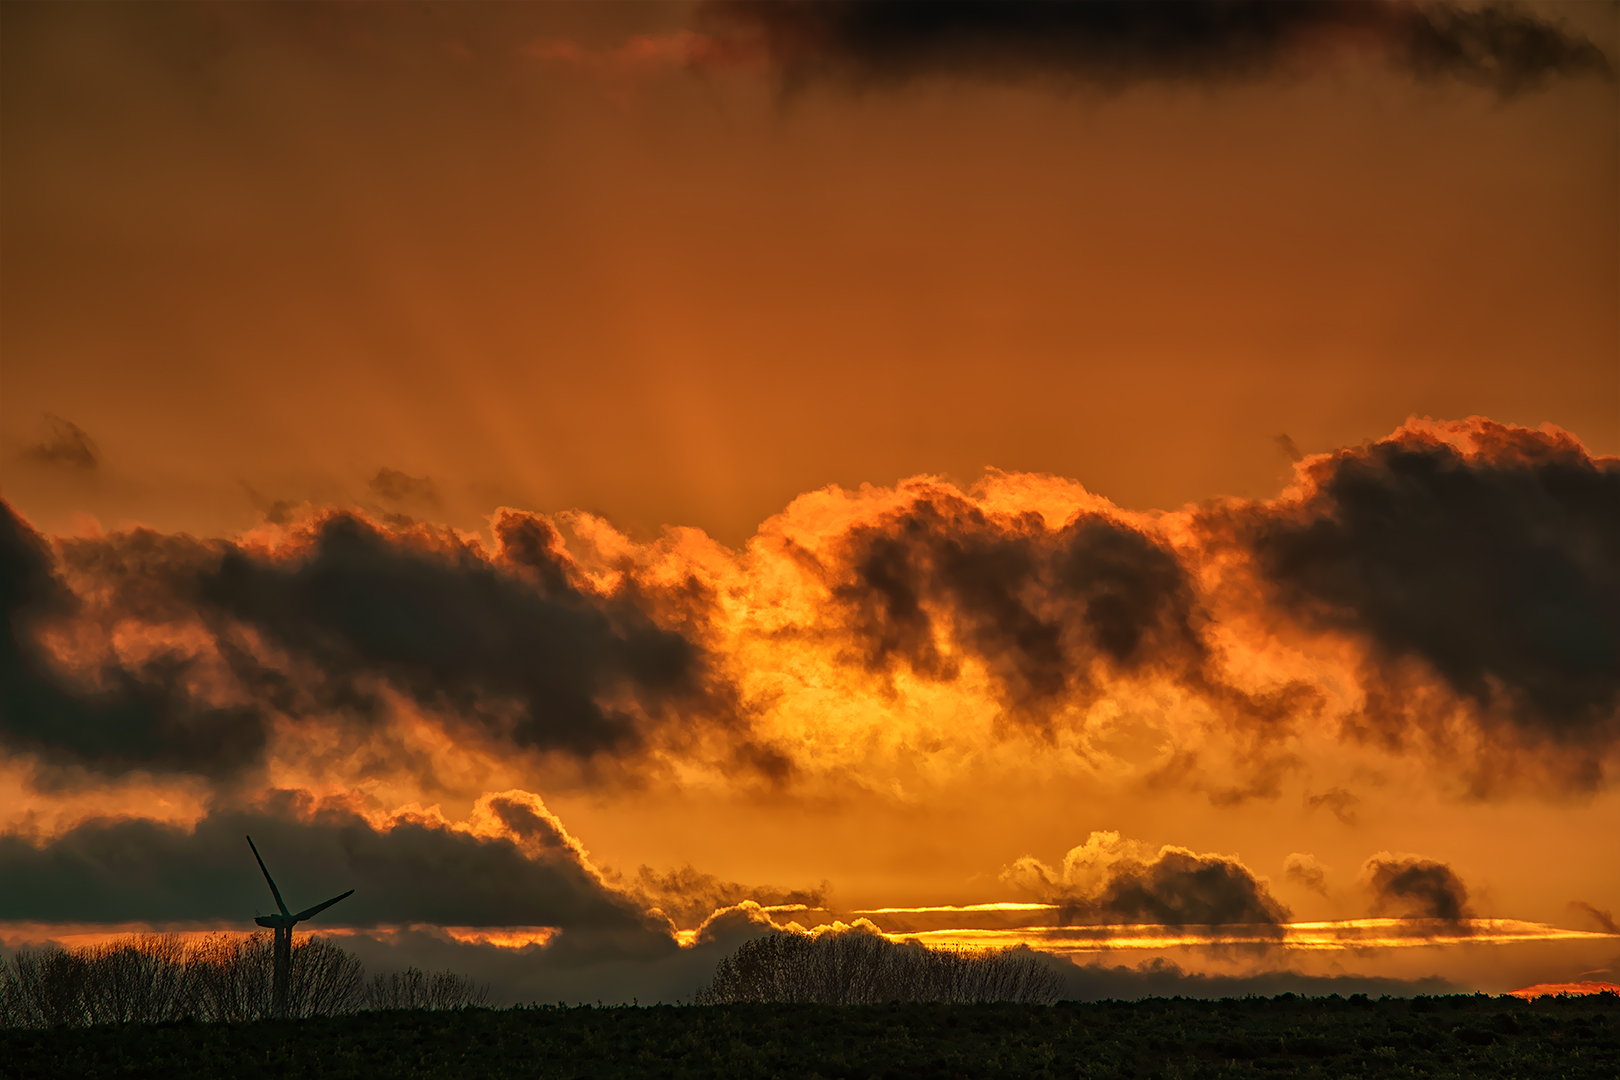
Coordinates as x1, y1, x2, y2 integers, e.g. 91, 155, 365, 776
364, 967, 490, 1011
2, 947, 91, 1028
694, 929, 1065, 1005
0, 932, 420, 1028
288, 936, 366, 1019
82, 935, 193, 1025
186, 933, 272, 1023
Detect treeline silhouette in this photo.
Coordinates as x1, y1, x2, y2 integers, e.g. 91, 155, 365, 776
0, 933, 488, 1029
695, 931, 1065, 1005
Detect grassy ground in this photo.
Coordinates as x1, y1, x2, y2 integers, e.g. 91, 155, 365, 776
2, 993, 1615, 1079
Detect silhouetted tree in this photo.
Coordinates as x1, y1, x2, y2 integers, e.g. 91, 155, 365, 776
287, 936, 365, 1019
187, 932, 273, 1022
364, 967, 491, 1011
0, 932, 472, 1028
82, 934, 192, 1024
695, 929, 1065, 1005
4, 948, 92, 1028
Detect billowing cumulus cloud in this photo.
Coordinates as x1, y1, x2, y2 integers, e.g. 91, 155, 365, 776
0, 500, 743, 787
832, 500, 1205, 707
819, 491, 1314, 735
1362, 854, 1472, 921
1004, 832, 1290, 928
1232, 418, 1620, 785
699, 0, 1613, 96
5, 416, 1615, 806
1, 502, 270, 781
199, 510, 704, 759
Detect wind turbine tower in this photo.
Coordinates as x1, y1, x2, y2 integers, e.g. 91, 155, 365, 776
246, 836, 354, 1019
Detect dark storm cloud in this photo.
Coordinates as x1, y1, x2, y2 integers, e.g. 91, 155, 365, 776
0, 499, 725, 783
0, 502, 269, 780
200, 510, 700, 758
19, 414, 99, 471
1076, 848, 1291, 928
827, 493, 1312, 734
837, 501, 1204, 702
1363, 855, 1472, 921
0, 795, 671, 955
1010, 840, 1290, 929
1241, 421, 1620, 754
701, 0, 1612, 96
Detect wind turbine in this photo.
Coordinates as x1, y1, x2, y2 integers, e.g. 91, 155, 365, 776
246, 836, 354, 1019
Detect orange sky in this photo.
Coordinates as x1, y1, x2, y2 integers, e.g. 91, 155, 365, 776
2, 1, 1615, 545
1, 2, 1616, 1003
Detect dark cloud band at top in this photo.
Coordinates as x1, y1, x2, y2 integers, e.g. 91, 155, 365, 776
700, 0, 1613, 96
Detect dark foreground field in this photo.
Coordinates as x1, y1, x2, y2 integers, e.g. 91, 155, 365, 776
3, 993, 1616, 1080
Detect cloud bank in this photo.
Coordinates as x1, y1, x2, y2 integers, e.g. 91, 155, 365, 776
698, 0, 1613, 96
3, 417, 1615, 801
0, 502, 750, 787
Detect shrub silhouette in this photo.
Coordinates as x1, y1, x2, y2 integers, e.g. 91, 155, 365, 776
364, 967, 491, 1011
186, 933, 274, 1023
694, 929, 1065, 1005
82, 935, 193, 1025
2, 947, 92, 1028
0, 932, 454, 1028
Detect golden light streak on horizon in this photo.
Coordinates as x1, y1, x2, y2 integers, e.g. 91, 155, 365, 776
885, 918, 1619, 953
855, 903, 1058, 914
4, 916, 1614, 956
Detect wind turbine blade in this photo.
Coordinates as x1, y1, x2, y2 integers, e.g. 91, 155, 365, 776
293, 889, 354, 923
246, 835, 291, 917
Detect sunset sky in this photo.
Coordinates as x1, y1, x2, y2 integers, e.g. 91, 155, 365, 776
2, 0, 1617, 1004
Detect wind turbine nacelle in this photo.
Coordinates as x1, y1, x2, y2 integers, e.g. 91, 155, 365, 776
255, 915, 288, 928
